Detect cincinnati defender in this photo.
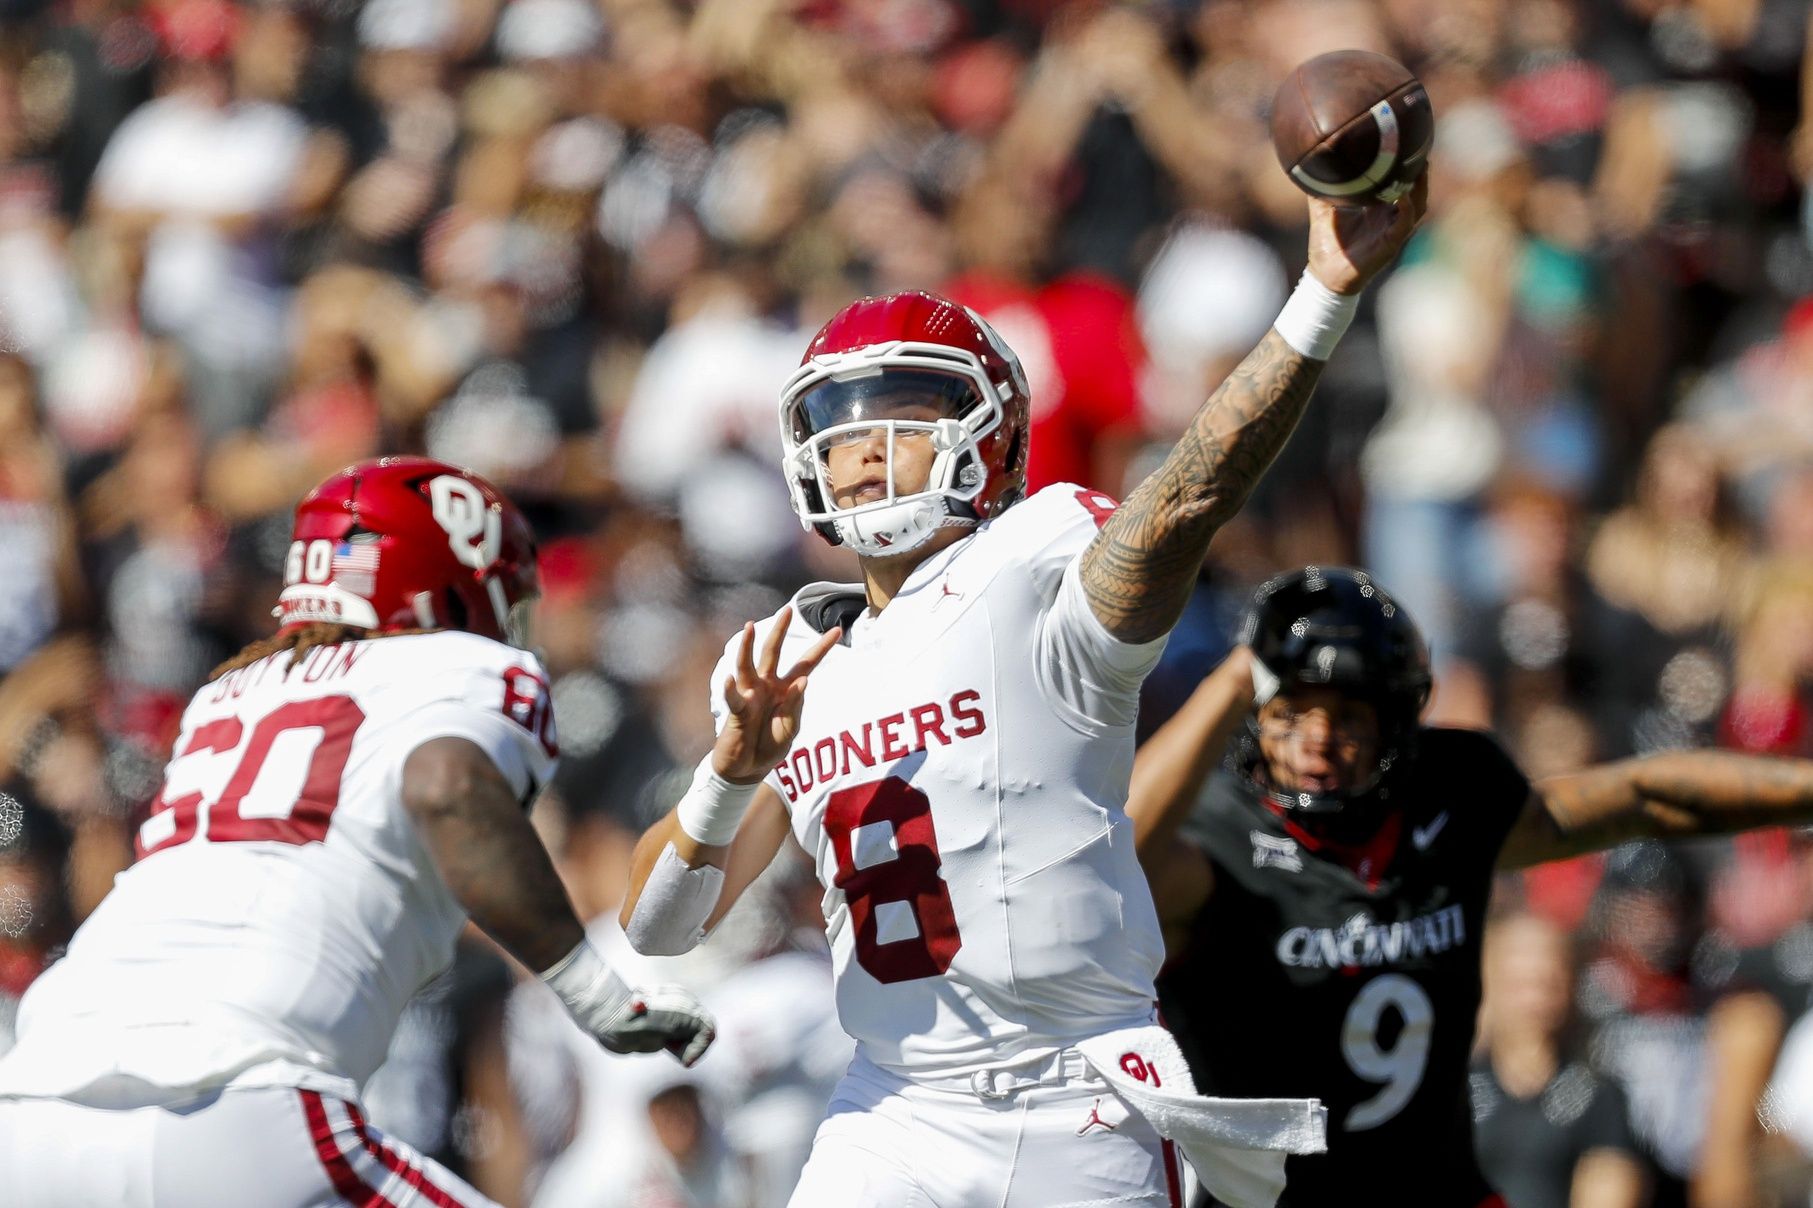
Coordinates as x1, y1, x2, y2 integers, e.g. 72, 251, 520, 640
1128, 567, 1813, 1206
616, 169, 1425, 1208
0, 458, 712, 1208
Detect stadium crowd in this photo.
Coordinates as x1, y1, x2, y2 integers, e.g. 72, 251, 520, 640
0, 0, 1811, 1203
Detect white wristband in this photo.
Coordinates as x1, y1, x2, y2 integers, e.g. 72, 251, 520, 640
541, 938, 716, 1064
1249, 656, 1282, 707
539, 939, 631, 1020
1272, 270, 1359, 361
675, 756, 760, 846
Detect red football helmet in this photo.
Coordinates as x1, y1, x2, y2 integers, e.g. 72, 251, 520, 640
779, 290, 1032, 557
276, 456, 539, 648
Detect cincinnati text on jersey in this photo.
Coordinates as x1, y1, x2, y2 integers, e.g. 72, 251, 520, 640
1275, 904, 1467, 969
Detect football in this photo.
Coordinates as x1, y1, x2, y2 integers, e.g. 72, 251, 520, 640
1270, 50, 1433, 204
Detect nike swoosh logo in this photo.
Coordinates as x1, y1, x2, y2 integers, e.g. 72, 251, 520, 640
1411, 812, 1449, 851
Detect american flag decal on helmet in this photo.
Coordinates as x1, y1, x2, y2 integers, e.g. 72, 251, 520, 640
332, 541, 380, 597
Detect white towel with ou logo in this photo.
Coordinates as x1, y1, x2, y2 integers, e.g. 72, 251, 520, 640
1076, 1026, 1326, 1208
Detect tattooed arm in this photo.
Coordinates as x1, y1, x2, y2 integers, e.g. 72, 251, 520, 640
1079, 331, 1325, 643
403, 736, 586, 970
1079, 176, 1429, 643
407, 736, 716, 1065
1498, 750, 1813, 869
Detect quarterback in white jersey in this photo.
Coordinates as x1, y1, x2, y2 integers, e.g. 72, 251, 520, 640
0, 457, 714, 1208
721, 481, 1168, 1077
620, 177, 1426, 1208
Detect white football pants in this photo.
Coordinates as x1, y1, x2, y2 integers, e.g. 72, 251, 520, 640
0, 1085, 497, 1207
788, 1048, 1184, 1207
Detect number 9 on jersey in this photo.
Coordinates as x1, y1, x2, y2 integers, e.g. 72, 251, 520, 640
1340, 973, 1433, 1131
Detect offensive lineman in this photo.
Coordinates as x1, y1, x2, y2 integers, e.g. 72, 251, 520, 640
617, 176, 1429, 1207
0, 457, 714, 1207
1127, 566, 1813, 1205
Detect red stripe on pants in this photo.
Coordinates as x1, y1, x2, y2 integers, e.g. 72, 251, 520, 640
345, 1101, 471, 1208
1161, 1138, 1183, 1207
299, 1091, 399, 1208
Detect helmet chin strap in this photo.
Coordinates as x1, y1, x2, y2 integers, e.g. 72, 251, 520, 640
789, 404, 997, 556
1261, 774, 1385, 817
484, 576, 512, 637
833, 496, 976, 559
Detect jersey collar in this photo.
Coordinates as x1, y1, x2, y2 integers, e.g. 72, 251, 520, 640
1260, 793, 1405, 891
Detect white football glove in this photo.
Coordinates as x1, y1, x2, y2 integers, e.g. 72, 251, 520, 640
540, 941, 716, 1067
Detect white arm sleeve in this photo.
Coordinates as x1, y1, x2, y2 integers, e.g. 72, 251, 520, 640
622, 843, 726, 956
1036, 556, 1168, 731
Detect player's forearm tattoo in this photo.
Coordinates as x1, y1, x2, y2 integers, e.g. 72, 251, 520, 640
1636, 752, 1813, 833
405, 744, 585, 972
1080, 330, 1325, 643
1546, 752, 1813, 844
419, 793, 586, 971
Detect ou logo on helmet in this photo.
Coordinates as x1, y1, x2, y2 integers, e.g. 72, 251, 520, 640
429, 475, 501, 571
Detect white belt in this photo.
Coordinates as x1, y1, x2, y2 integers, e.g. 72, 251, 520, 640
895, 1047, 1095, 1101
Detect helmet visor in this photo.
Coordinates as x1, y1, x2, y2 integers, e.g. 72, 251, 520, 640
790, 369, 981, 446
1256, 695, 1381, 771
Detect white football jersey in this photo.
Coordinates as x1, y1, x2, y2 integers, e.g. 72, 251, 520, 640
710, 483, 1168, 1077
0, 631, 558, 1106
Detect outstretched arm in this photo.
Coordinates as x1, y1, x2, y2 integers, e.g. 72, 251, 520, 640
1128, 648, 1255, 854
1499, 750, 1813, 869
1123, 649, 1255, 928
1078, 329, 1327, 644
403, 738, 714, 1065
1078, 178, 1428, 643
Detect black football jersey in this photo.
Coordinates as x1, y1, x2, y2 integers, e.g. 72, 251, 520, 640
1158, 728, 1530, 1206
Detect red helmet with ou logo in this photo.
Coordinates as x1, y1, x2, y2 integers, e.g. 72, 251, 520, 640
778, 290, 1032, 558
277, 456, 539, 648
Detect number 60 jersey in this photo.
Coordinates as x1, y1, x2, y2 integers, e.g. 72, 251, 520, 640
0, 631, 558, 1107
715, 483, 1168, 1077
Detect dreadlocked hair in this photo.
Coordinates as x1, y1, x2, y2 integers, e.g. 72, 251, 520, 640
208, 623, 432, 682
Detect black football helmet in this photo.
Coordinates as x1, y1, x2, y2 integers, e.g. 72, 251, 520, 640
1238, 566, 1432, 814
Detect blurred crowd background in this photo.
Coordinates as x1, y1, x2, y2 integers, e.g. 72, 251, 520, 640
0, 0, 1811, 1203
